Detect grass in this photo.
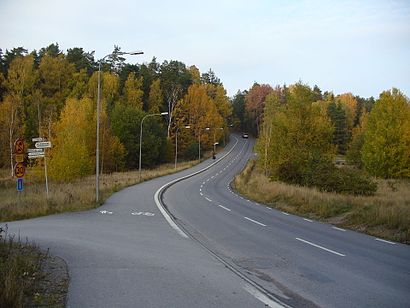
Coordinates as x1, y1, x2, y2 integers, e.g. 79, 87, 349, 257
0, 225, 55, 308
233, 160, 410, 244
0, 161, 197, 222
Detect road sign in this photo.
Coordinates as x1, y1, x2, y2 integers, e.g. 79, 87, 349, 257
17, 178, 24, 191
15, 154, 24, 162
14, 162, 25, 178
14, 138, 25, 154
28, 153, 45, 159
35, 141, 52, 149
32, 137, 43, 142
28, 148, 44, 153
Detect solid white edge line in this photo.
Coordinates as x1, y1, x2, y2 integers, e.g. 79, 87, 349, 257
375, 238, 396, 245
296, 238, 345, 257
205, 197, 212, 202
244, 216, 266, 227
153, 136, 239, 238
281, 211, 290, 216
243, 284, 285, 308
217, 204, 231, 212
332, 226, 346, 232
303, 218, 313, 222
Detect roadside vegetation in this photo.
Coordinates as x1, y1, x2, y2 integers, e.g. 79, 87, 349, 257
0, 226, 68, 307
234, 160, 410, 244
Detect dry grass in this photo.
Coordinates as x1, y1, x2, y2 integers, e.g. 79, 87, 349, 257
0, 161, 197, 222
233, 160, 410, 244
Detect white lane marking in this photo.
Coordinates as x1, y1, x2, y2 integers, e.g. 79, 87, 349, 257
375, 238, 396, 245
132, 211, 155, 216
332, 226, 346, 232
100, 210, 113, 214
296, 238, 345, 257
243, 284, 285, 308
202, 181, 206, 185
200, 192, 203, 196
205, 197, 212, 202
211, 176, 214, 179
199, 188, 202, 192
217, 204, 231, 212
244, 216, 266, 227
281, 211, 290, 216
206, 178, 210, 182
303, 218, 313, 222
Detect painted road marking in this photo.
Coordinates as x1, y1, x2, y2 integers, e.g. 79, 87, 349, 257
332, 226, 346, 232
375, 238, 396, 245
205, 197, 212, 202
200, 192, 203, 196
303, 218, 313, 222
244, 216, 266, 227
217, 204, 231, 212
132, 211, 155, 216
281, 211, 290, 215
100, 210, 113, 215
243, 284, 285, 308
296, 238, 345, 257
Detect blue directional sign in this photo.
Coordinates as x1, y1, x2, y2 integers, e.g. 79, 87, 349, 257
17, 178, 24, 191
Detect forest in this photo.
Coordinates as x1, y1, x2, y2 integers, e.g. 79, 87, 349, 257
0, 44, 231, 181
231, 82, 409, 195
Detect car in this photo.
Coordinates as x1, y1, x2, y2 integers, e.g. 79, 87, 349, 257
242, 133, 249, 138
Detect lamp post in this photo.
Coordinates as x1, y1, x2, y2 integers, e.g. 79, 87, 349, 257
139, 112, 168, 181
175, 125, 190, 169
96, 50, 143, 203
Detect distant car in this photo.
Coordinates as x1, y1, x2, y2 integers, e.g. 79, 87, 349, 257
242, 133, 249, 138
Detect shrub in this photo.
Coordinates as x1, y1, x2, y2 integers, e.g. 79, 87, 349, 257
277, 159, 377, 196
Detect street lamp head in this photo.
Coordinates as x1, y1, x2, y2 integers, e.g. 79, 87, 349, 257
205, 127, 210, 131
185, 125, 191, 129
160, 112, 169, 115
128, 51, 144, 55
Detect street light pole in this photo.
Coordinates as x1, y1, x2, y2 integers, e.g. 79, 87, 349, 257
96, 50, 143, 203
139, 112, 168, 181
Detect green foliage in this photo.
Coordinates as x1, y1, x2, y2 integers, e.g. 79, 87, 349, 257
328, 101, 348, 154
362, 88, 410, 178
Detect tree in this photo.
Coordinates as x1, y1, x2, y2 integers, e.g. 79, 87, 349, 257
148, 79, 163, 113
49, 97, 95, 180
346, 112, 368, 167
123, 72, 143, 110
256, 82, 334, 180
362, 88, 410, 178
245, 83, 273, 135
66, 47, 96, 75
231, 90, 246, 130
327, 101, 348, 154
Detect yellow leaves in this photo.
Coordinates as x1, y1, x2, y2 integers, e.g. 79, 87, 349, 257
148, 79, 163, 113
123, 72, 143, 109
336, 93, 357, 131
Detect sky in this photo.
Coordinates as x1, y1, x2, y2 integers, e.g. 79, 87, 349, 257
1, 0, 409, 98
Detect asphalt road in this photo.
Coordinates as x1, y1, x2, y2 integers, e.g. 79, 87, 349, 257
5, 134, 410, 307
5, 138, 276, 308
163, 135, 410, 307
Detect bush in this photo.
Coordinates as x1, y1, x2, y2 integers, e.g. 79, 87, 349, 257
278, 160, 377, 196
183, 142, 199, 161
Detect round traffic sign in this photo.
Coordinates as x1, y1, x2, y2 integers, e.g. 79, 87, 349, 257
14, 138, 25, 154
14, 162, 25, 178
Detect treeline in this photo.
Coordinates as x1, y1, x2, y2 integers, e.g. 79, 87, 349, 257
0, 44, 231, 180
232, 82, 409, 194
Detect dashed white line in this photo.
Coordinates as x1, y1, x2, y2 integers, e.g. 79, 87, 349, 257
332, 226, 346, 232
375, 238, 396, 245
296, 238, 345, 257
303, 218, 313, 222
281, 211, 289, 216
244, 216, 266, 227
217, 204, 231, 212
205, 197, 212, 202
200, 192, 203, 196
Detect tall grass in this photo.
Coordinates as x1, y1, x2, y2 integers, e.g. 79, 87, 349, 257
0, 161, 196, 222
0, 225, 47, 307
234, 160, 410, 243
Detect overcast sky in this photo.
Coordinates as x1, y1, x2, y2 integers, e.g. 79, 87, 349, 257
1, 0, 409, 98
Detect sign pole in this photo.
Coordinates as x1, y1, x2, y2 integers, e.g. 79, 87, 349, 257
44, 148, 49, 199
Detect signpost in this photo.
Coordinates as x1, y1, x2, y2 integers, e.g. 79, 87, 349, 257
30, 137, 52, 199
14, 138, 24, 154
17, 178, 24, 191
14, 162, 25, 178
14, 154, 24, 162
